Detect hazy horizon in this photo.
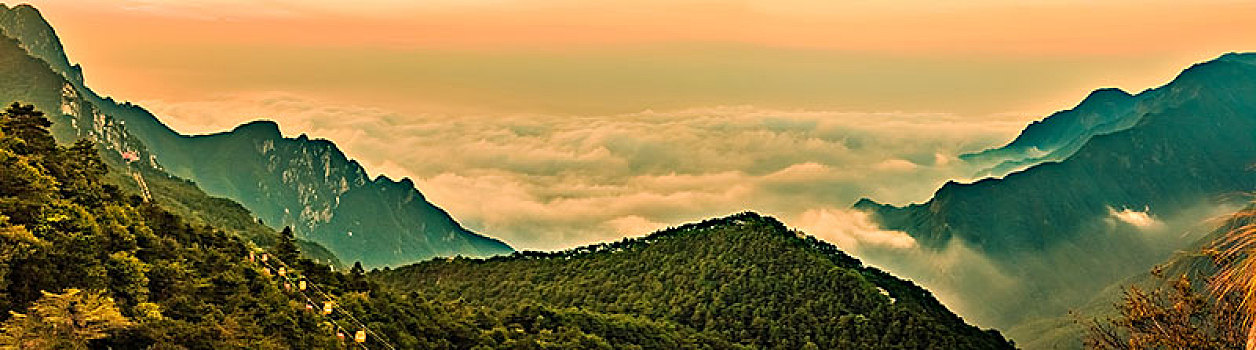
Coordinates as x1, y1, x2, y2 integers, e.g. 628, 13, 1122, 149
6, 1, 1256, 336
17, 0, 1256, 256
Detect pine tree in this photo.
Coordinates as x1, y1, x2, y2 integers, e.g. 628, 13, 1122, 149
275, 226, 300, 263
349, 261, 369, 292
0, 103, 53, 155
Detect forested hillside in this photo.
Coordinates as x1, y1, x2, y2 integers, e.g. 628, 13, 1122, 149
378, 213, 1015, 349
0, 102, 345, 348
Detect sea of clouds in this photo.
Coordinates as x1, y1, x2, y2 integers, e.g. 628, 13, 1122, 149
143, 91, 1057, 326
142, 91, 1030, 252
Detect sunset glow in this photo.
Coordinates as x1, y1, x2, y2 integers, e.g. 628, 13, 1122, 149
23, 0, 1256, 118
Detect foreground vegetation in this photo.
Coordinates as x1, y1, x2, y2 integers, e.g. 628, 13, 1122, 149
1085, 205, 1256, 349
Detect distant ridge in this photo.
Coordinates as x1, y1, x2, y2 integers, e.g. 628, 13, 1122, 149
960, 87, 1139, 176
957, 54, 1256, 177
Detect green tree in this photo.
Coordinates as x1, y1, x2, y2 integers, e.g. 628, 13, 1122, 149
275, 226, 300, 263
0, 102, 53, 155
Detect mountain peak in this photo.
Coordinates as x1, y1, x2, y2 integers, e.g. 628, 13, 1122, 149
1217, 52, 1256, 64
852, 197, 888, 210
663, 211, 778, 234
958, 79, 1140, 174
1079, 87, 1133, 106
0, 3, 76, 83
502, 212, 790, 261
5, 4, 43, 17
385, 211, 1014, 349
231, 119, 282, 137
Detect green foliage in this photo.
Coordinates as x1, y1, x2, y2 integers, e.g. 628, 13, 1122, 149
0, 288, 131, 349
0, 104, 343, 348
0, 102, 53, 155
275, 226, 300, 264
99, 157, 343, 268
379, 213, 1015, 349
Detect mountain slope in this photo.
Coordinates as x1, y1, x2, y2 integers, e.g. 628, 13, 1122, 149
149, 120, 512, 268
861, 52, 1256, 253
0, 102, 351, 348
857, 53, 1256, 329
0, 4, 512, 267
99, 151, 344, 267
378, 212, 1015, 349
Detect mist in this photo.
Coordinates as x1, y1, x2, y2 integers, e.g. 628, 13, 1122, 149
850, 200, 1245, 331
137, 90, 1240, 338
139, 92, 1027, 251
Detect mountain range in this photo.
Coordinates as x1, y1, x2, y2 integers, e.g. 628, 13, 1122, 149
857, 52, 1256, 330
0, 3, 512, 268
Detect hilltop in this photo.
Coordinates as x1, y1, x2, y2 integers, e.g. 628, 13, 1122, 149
378, 212, 1015, 349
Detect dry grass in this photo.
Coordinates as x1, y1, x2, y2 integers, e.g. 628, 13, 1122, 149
1208, 207, 1256, 349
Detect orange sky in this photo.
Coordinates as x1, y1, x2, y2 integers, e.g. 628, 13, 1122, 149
28, 0, 1256, 54
18, 0, 1256, 120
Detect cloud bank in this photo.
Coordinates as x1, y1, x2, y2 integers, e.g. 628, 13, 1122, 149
1108, 206, 1163, 230
152, 91, 1209, 330
141, 91, 1026, 252
795, 208, 917, 250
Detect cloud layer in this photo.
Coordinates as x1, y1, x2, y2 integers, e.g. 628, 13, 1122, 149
154, 91, 1251, 330
140, 92, 1027, 251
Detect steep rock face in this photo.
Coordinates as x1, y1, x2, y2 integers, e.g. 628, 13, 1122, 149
0, 30, 157, 169
0, 9, 344, 265
156, 121, 512, 267
0, 5, 513, 267
858, 53, 1256, 328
